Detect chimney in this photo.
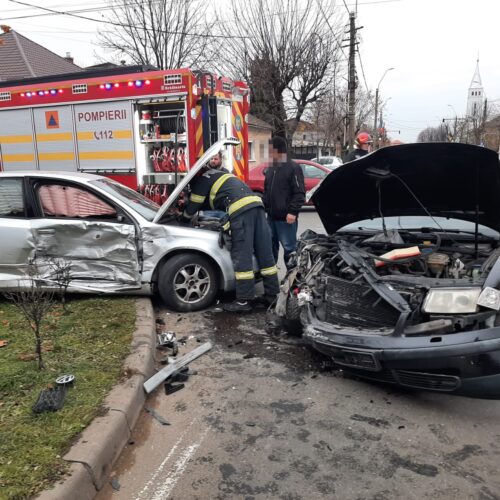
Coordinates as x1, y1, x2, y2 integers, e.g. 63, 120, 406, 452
64, 52, 74, 64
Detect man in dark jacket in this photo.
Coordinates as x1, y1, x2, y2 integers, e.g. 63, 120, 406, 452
263, 136, 306, 269
182, 155, 279, 312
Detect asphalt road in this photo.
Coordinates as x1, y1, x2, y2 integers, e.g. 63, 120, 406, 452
98, 211, 500, 500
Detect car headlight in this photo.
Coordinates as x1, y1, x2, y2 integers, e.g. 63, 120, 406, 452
422, 288, 481, 314
477, 287, 500, 311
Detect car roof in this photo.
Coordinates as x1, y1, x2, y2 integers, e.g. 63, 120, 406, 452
0, 170, 104, 183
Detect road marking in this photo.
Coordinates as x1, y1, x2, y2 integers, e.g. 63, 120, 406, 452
135, 417, 208, 500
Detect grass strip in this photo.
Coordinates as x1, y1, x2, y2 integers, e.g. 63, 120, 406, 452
0, 296, 136, 499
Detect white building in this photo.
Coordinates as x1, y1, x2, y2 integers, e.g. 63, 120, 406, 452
466, 59, 485, 118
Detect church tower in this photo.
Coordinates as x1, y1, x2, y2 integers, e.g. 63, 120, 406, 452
466, 59, 484, 117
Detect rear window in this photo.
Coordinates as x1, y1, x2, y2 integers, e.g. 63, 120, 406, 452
0, 178, 24, 217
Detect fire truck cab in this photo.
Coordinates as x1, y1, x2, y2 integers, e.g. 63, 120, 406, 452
0, 66, 250, 197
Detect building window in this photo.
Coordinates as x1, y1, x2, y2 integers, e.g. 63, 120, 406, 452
248, 141, 255, 161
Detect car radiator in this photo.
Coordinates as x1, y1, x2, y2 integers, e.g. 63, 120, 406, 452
324, 276, 401, 329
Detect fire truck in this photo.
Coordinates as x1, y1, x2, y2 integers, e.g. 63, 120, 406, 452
0, 66, 250, 197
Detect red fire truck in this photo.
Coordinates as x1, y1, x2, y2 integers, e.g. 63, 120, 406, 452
0, 66, 250, 196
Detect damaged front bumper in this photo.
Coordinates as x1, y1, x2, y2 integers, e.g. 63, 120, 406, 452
303, 307, 500, 399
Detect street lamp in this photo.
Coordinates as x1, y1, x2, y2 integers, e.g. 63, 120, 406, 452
373, 67, 394, 150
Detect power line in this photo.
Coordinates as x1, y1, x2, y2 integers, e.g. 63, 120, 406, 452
313, 0, 348, 61
6, 0, 250, 39
342, 0, 351, 14
356, 49, 370, 94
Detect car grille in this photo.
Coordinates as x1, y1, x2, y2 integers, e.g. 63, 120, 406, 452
324, 276, 400, 329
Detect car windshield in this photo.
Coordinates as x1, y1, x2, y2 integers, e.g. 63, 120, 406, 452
338, 216, 500, 239
316, 158, 334, 165
90, 178, 159, 221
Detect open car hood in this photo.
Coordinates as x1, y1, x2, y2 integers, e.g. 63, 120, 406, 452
312, 142, 500, 234
153, 137, 240, 223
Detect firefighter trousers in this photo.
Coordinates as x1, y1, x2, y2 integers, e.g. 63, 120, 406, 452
230, 206, 280, 301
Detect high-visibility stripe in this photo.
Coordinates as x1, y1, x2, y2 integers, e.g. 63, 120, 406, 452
228, 195, 263, 216
182, 210, 194, 219
39, 152, 75, 161
260, 265, 278, 276
209, 173, 234, 208
190, 193, 206, 203
36, 133, 73, 142
79, 151, 134, 160
77, 130, 132, 141
2, 153, 35, 162
235, 271, 255, 280
0, 135, 32, 144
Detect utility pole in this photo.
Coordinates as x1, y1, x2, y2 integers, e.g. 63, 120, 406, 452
347, 12, 356, 151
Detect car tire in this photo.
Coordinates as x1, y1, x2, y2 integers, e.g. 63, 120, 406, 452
284, 293, 303, 336
158, 253, 219, 312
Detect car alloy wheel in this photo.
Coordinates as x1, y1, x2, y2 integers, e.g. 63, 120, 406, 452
173, 263, 211, 304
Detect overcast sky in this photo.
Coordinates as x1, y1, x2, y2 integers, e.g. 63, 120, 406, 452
1, 0, 499, 142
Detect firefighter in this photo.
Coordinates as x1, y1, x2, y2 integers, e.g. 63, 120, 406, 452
345, 132, 372, 162
181, 154, 279, 312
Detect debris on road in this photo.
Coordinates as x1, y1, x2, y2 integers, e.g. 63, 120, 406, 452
144, 406, 170, 425
165, 382, 185, 395
110, 478, 121, 491
143, 341, 213, 393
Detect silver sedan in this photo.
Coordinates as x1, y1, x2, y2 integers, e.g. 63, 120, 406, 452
0, 139, 239, 311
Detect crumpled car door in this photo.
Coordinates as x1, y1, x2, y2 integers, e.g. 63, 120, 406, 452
30, 182, 141, 292
0, 178, 35, 287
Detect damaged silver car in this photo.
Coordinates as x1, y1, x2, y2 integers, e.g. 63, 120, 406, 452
276, 142, 500, 398
0, 138, 239, 312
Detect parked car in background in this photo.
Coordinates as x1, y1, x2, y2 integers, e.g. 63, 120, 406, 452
248, 159, 330, 200
0, 139, 239, 313
311, 156, 343, 169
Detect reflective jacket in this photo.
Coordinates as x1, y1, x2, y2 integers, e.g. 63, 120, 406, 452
183, 169, 263, 219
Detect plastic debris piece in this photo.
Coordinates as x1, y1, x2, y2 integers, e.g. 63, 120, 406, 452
55, 374, 75, 387
165, 382, 185, 395
33, 386, 66, 413
110, 478, 121, 491
144, 406, 170, 425
143, 342, 213, 394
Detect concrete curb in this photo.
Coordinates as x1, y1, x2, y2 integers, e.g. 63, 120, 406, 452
37, 298, 156, 500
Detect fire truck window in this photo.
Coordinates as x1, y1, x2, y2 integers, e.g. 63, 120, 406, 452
0, 179, 25, 217
38, 184, 116, 219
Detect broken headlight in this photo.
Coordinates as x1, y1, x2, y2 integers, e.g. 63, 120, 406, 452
477, 287, 500, 311
422, 288, 481, 314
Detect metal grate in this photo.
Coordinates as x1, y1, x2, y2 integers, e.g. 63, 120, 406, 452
72, 83, 88, 94
222, 82, 231, 92
395, 370, 460, 391
164, 74, 182, 85
324, 276, 400, 329
0, 91, 12, 101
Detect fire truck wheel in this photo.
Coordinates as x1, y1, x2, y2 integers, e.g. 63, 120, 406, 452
158, 253, 219, 312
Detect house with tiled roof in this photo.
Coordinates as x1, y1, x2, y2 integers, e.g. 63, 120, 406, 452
0, 27, 82, 82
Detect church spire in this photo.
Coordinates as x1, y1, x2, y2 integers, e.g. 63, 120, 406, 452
469, 57, 482, 88
466, 58, 484, 117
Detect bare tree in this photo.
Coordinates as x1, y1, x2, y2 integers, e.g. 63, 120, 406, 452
47, 258, 72, 314
4, 263, 55, 370
417, 124, 450, 143
97, 0, 218, 69
219, 0, 345, 142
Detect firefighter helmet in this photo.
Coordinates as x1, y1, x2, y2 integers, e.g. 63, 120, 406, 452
356, 132, 372, 145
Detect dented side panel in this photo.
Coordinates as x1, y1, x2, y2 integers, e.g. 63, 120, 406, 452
30, 219, 141, 289
0, 218, 36, 285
